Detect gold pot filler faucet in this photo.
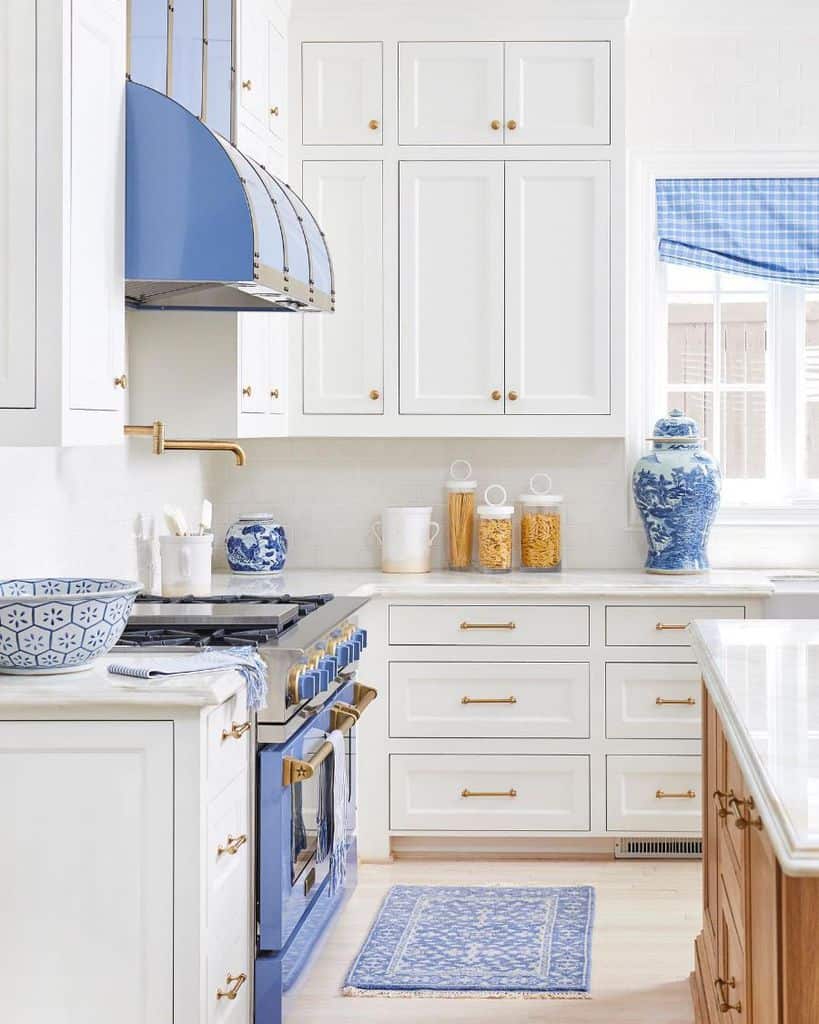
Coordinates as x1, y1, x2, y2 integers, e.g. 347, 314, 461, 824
124, 421, 247, 466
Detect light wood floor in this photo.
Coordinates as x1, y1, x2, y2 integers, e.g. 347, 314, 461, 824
287, 858, 700, 1023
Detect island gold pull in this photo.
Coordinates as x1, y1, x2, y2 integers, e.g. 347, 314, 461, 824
712, 789, 731, 819
222, 721, 251, 741
729, 793, 763, 831
461, 695, 517, 705
216, 972, 247, 1001
460, 621, 516, 631
462, 788, 517, 798
217, 833, 248, 857
656, 789, 696, 800
655, 622, 689, 631
655, 696, 696, 706
714, 977, 741, 1014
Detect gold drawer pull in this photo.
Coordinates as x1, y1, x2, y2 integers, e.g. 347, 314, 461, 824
655, 622, 689, 630
459, 621, 516, 631
217, 833, 248, 857
715, 977, 741, 1014
461, 695, 517, 705
713, 789, 731, 819
656, 789, 696, 800
222, 720, 251, 741
216, 972, 247, 1001
655, 696, 696, 706
462, 788, 517, 798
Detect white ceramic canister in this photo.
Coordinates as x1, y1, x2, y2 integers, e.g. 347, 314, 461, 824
371, 507, 440, 573
159, 534, 214, 596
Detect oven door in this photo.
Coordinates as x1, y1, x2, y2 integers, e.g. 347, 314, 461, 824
257, 680, 357, 953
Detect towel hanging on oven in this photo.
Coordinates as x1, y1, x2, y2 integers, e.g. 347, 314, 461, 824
315, 729, 347, 897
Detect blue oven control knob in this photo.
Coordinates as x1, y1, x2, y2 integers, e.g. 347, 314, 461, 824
315, 665, 331, 691
318, 655, 339, 684
336, 641, 354, 669
298, 670, 320, 700
352, 628, 368, 651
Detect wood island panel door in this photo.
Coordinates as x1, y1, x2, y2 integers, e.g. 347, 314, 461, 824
703, 684, 721, 952
0, 721, 173, 1023
399, 161, 504, 414
504, 161, 610, 415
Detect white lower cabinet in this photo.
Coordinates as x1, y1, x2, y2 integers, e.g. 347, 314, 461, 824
605, 663, 701, 739
390, 754, 591, 831
606, 754, 702, 833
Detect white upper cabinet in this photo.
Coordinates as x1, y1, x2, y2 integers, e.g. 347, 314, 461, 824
238, 0, 287, 156
400, 162, 504, 415
504, 42, 610, 145
239, 0, 269, 126
398, 42, 504, 146
267, 19, 287, 142
302, 42, 383, 145
302, 161, 383, 414
239, 315, 273, 415
505, 161, 610, 414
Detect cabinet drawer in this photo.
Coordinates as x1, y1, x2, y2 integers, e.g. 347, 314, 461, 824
390, 754, 590, 831
208, 687, 250, 800
605, 605, 745, 647
389, 661, 590, 738
606, 755, 701, 832
605, 663, 701, 739
389, 605, 590, 646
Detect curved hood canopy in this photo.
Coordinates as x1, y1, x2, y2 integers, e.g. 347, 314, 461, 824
125, 82, 334, 313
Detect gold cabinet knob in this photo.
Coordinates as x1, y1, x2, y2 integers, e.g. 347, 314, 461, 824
369, 389, 380, 400
270, 105, 279, 116
368, 119, 379, 130
490, 119, 501, 130
242, 79, 252, 90
113, 374, 128, 390
507, 119, 517, 130
270, 388, 280, 399
507, 390, 519, 401
491, 390, 502, 401
222, 720, 251, 741
242, 385, 252, 397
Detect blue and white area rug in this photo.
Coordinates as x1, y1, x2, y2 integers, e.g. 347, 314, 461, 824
343, 884, 594, 999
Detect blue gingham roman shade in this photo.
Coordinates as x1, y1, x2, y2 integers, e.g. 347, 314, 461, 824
656, 178, 819, 285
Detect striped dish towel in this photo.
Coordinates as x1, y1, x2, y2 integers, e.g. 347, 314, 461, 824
108, 646, 268, 710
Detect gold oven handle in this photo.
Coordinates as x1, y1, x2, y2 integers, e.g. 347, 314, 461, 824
216, 972, 247, 1001
655, 622, 689, 631
222, 721, 251, 742
655, 696, 696, 706
461, 696, 517, 705
656, 789, 696, 800
461, 788, 517, 799
460, 621, 516, 631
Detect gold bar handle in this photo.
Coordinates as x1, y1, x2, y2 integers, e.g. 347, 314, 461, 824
217, 833, 248, 857
461, 696, 517, 705
461, 788, 517, 798
222, 721, 251, 741
655, 622, 689, 631
460, 621, 516, 631
713, 789, 731, 819
216, 972, 247, 1001
655, 696, 696, 706
656, 789, 696, 799
728, 793, 763, 831
714, 977, 741, 1014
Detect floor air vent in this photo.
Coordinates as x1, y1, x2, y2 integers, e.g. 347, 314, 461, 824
614, 837, 702, 860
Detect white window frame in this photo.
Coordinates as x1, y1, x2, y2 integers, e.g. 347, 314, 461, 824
629, 149, 819, 527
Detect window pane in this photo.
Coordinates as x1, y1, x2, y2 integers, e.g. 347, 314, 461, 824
665, 263, 717, 292
667, 302, 713, 385
718, 270, 768, 293
721, 392, 766, 478
668, 390, 713, 443
721, 298, 767, 385
805, 295, 819, 478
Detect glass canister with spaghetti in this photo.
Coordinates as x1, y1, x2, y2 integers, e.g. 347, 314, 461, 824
519, 474, 563, 572
446, 459, 477, 570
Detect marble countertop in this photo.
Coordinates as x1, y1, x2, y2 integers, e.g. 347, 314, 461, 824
690, 619, 819, 875
0, 652, 245, 708
210, 567, 775, 599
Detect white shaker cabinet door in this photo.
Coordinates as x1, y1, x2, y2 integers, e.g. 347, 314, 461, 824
267, 19, 287, 142
504, 42, 610, 145
239, 314, 271, 414
398, 42, 503, 145
302, 161, 383, 414
302, 42, 382, 145
0, 0, 36, 409
239, 0, 269, 126
68, 0, 126, 417
505, 161, 610, 415
400, 161, 504, 414
0, 721, 173, 1024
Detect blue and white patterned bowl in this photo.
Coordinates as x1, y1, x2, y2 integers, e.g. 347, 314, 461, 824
0, 578, 142, 674
225, 514, 288, 575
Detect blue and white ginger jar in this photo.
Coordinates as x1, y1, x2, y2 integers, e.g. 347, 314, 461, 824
225, 513, 288, 575
632, 409, 721, 574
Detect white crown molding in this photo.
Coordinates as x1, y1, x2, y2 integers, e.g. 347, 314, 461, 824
292, 0, 630, 20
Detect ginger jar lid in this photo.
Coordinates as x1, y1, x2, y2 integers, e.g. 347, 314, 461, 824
651, 409, 701, 448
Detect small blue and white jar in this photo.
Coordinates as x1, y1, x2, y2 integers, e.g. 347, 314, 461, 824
225, 513, 288, 575
632, 409, 721, 574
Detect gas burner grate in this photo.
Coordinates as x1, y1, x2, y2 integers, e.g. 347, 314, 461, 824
134, 592, 334, 616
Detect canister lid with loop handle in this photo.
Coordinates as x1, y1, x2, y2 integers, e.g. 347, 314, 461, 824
446, 459, 478, 492
477, 484, 514, 517
519, 472, 563, 506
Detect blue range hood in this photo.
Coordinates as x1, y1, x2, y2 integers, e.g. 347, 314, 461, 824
125, 82, 334, 312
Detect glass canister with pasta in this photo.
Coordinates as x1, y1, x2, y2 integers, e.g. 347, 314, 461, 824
519, 473, 563, 572
446, 459, 477, 570
477, 485, 514, 573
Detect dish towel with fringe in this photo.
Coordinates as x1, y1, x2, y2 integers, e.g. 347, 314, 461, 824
315, 728, 347, 897
108, 645, 268, 711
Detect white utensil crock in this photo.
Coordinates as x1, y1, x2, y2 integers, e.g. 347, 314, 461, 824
371, 507, 440, 573
159, 534, 214, 596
